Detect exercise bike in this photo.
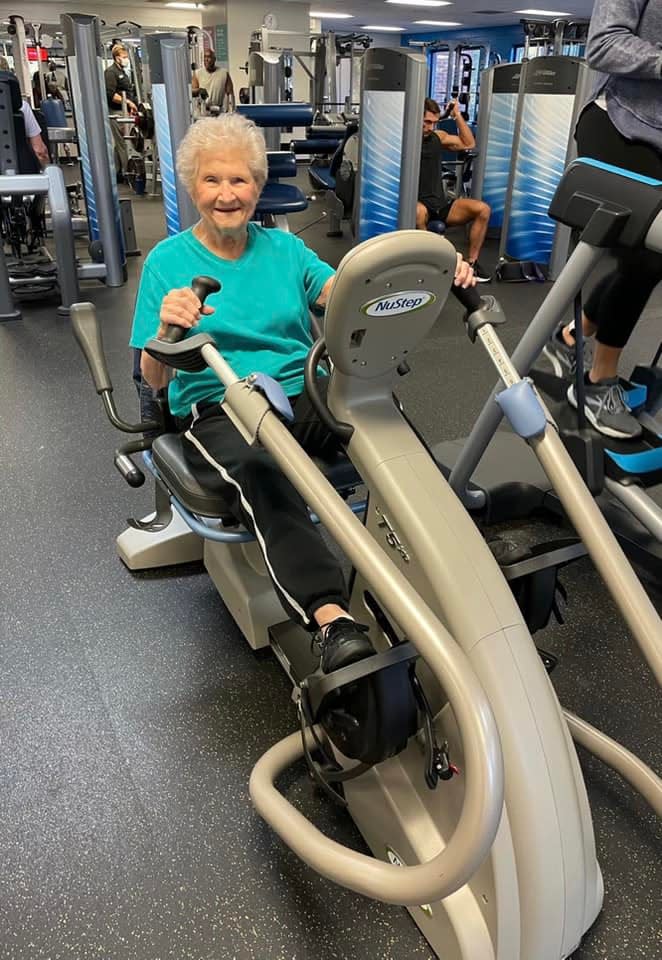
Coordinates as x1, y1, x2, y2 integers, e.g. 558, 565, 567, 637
73, 228, 661, 959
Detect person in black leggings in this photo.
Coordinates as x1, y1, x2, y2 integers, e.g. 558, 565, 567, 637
543, 0, 662, 440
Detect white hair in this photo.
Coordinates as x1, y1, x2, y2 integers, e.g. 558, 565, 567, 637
176, 114, 268, 195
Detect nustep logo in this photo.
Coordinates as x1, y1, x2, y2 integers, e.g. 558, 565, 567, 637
361, 290, 436, 318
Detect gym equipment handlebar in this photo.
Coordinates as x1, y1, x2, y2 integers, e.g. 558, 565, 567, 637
160, 276, 221, 344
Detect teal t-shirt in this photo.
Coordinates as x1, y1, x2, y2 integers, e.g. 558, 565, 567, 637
130, 223, 335, 417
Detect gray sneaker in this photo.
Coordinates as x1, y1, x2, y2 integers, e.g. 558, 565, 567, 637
543, 325, 593, 378
567, 378, 643, 440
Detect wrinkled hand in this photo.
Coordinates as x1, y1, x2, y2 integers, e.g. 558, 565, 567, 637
454, 254, 476, 289
158, 287, 214, 338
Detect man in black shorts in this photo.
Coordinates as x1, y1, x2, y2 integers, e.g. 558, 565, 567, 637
417, 97, 491, 282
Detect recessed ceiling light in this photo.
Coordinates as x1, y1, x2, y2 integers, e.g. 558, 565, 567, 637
515, 8, 571, 14
165, 1, 204, 8
386, 0, 452, 6
310, 11, 355, 17
362, 24, 406, 31
413, 20, 462, 25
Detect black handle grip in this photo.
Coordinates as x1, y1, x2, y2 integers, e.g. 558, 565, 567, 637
160, 275, 222, 344
451, 283, 483, 315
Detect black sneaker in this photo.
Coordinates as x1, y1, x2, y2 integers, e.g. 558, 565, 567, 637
319, 618, 375, 674
468, 259, 491, 283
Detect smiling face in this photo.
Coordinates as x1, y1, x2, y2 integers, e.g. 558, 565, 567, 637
191, 148, 260, 240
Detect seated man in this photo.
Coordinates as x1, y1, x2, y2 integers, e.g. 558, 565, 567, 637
131, 114, 475, 673
417, 97, 492, 282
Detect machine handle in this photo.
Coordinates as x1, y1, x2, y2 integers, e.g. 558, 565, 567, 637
160, 276, 221, 344
71, 301, 113, 394
304, 338, 354, 444
451, 282, 483, 315
71, 301, 160, 436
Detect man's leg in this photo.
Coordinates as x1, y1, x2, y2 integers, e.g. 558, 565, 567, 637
445, 198, 491, 263
416, 201, 430, 230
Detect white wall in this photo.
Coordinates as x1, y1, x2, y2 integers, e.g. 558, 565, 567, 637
225, 0, 311, 100
0, 3, 201, 32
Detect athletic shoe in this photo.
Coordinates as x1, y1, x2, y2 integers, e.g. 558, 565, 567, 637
567, 378, 643, 440
319, 618, 375, 674
543, 324, 592, 379
468, 259, 491, 283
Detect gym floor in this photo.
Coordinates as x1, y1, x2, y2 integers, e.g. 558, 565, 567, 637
1, 175, 660, 959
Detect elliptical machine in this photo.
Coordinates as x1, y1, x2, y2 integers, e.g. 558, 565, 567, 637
73, 225, 662, 959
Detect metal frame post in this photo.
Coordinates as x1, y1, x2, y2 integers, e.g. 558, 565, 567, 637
62, 13, 126, 288
146, 33, 197, 236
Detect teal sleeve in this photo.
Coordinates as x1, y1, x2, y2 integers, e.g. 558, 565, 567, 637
129, 260, 167, 349
298, 238, 335, 306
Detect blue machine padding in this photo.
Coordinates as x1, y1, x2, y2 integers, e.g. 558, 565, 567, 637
605, 446, 662, 475
495, 379, 547, 439
575, 157, 662, 188
237, 103, 314, 128
256, 181, 308, 214
41, 97, 67, 128
427, 219, 446, 235
623, 381, 648, 410
309, 165, 335, 190
290, 138, 341, 155
267, 151, 297, 179
249, 373, 295, 422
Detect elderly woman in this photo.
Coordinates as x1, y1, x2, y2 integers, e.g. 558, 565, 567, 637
131, 114, 473, 671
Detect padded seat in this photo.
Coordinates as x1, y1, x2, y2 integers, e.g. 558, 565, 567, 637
427, 219, 447, 235
256, 181, 307, 216
152, 432, 362, 521
309, 163, 335, 191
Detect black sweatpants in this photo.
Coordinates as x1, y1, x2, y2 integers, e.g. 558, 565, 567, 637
576, 103, 662, 349
179, 383, 348, 631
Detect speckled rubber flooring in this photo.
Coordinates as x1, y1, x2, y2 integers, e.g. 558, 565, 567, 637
0, 184, 660, 959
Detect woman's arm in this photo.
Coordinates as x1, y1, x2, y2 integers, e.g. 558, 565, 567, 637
586, 0, 662, 79
141, 287, 215, 390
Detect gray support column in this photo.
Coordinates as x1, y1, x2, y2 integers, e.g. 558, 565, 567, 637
62, 13, 126, 287
262, 54, 282, 150
146, 34, 196, 235
356, 48, 426, 241
45, 164, 81, 316
9, 16, 32, 103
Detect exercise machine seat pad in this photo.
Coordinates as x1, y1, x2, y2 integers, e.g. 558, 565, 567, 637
309, 164, 336, 190
236, 103, 314, 128
152, 433, 362, 520
256, 182, 307, 215
267, 151, 297, 179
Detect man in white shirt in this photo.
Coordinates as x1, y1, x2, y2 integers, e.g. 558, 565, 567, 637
20, 99, 49, 166
192, 49, 234, 111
